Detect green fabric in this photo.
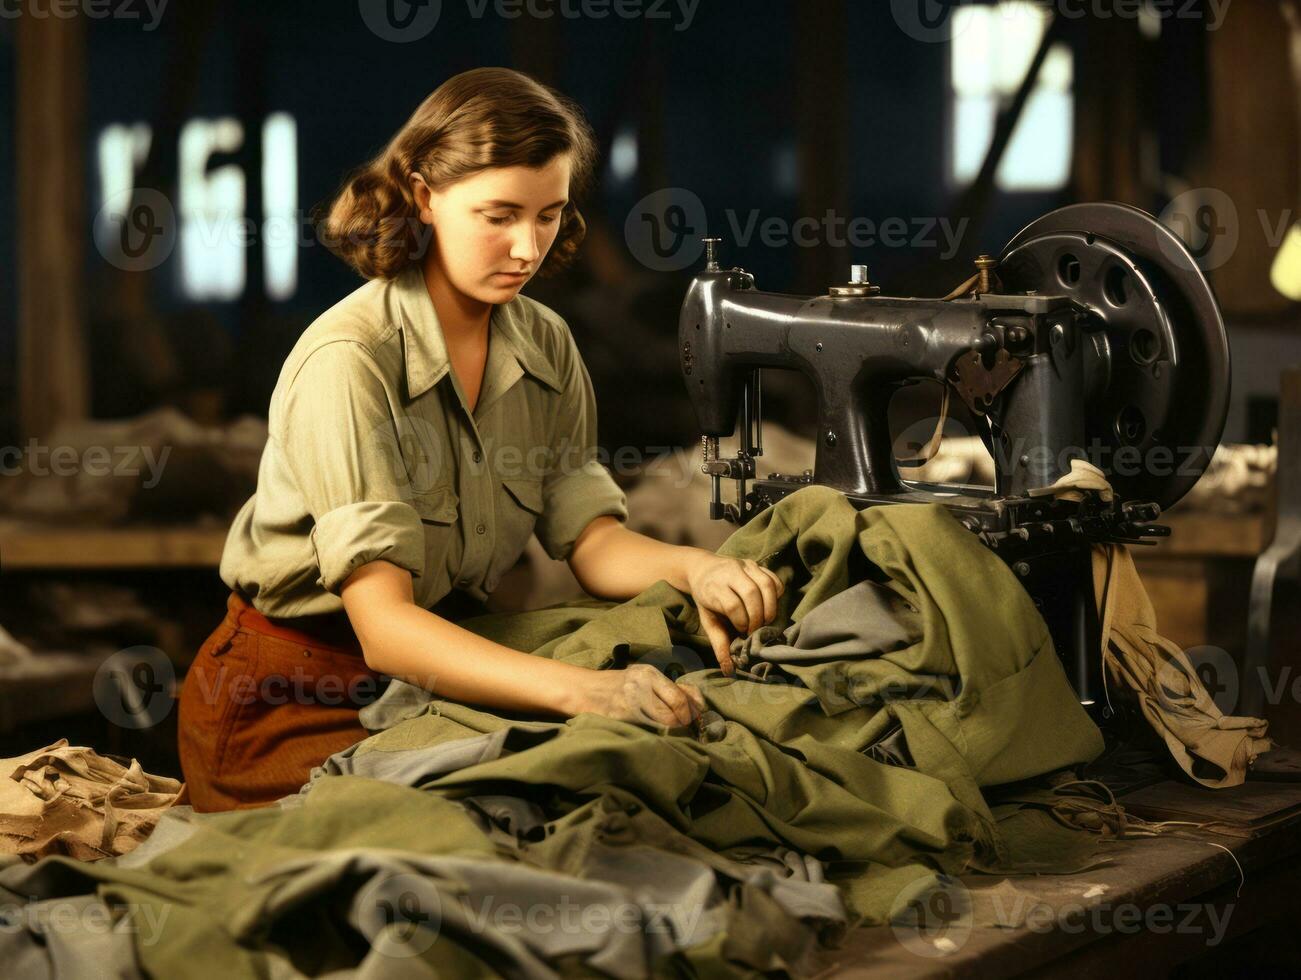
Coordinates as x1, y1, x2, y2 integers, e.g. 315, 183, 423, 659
2, 488, 1108, 978
365, 487, 1107, 907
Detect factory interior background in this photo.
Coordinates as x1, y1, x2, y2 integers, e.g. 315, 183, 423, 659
0, 3, 1299, 971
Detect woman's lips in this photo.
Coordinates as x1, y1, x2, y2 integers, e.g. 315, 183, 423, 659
495, 271, 529, 280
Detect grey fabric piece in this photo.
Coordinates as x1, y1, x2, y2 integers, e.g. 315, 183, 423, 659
578, 838, 844, 944
526, 791, 846, 925
0, 813, 197, 980
358, 677, 441, 733
249, 850, 577, 979
730, 578, 920, 670
0, 929, 55, 980
299, 721, 565, 797
303, 728, 841, 901
0, 891, 148, 980
288, 728, 847, 960
0, 898, 57, 980
248, 848, 718, 980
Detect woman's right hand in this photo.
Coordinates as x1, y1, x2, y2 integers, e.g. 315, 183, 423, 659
570, 665, 706, 728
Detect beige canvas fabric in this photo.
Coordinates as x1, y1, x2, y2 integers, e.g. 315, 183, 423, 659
1093, 543, 1272, 788
0, 739, 183, 862
221, 265, 628, 618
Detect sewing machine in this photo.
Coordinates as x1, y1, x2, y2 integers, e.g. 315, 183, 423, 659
678, 203, 1231, 708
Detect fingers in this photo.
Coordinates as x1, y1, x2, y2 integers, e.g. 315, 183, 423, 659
646, 669, 697, 726
730, 573, 766, 634
742, 560, 779, 626
712, 577, 760, 633
678, 682, 706, 716
622, 667, 680, 727
699, 605, 735, 676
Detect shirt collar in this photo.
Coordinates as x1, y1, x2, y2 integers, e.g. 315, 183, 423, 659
392, 264, 563, 402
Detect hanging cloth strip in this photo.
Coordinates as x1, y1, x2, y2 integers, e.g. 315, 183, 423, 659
1036, 459, 1272, 787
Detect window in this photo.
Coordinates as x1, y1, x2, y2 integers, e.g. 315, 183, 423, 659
95, 113, 298, 301
261, 113, 298, 301
950, 1, 1073, 192
178, 117, 245, 300
608, 125, 638, 183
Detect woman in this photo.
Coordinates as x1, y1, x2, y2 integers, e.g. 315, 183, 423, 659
177, 67, 782, 813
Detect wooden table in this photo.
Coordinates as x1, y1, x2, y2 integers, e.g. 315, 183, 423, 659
813, 779, 1301, 977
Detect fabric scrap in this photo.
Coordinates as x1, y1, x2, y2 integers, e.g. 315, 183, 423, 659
0, 739, 184, 863
1093, 543, 1272, 788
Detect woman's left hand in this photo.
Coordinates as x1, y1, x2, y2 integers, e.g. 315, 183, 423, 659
685, 555, 784, 676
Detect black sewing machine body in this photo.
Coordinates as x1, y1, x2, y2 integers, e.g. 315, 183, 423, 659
678, 203, 1231, 708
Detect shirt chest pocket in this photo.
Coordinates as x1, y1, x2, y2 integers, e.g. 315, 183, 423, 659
411, 485, 459, 599
485, 477, 544, 591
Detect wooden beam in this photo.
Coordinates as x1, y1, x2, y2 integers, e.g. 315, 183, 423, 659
15, 13, 90, 441
0, 523, 228, 569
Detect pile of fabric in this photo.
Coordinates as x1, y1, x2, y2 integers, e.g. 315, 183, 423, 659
0, 488, 1129, 977
0, 740, 183, 864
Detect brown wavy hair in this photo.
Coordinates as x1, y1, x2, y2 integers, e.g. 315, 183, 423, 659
317, 67, 597, 280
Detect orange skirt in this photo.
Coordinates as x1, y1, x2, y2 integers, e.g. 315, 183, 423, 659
177, 591, 384, 812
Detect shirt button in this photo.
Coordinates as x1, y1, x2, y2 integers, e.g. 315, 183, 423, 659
476, 523, 487, 535
458, 579, 471, 589
472, 450, 483, 463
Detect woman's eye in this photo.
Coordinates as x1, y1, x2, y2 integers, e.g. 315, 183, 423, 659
485, 213, 513, 225
539, 213, 558, 225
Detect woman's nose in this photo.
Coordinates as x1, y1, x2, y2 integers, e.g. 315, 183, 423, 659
510, 224, 542, 264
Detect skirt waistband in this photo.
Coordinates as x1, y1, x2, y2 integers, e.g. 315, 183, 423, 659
226, 591, 362, 655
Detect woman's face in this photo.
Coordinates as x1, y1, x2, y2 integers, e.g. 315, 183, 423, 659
417, 154, 571, 305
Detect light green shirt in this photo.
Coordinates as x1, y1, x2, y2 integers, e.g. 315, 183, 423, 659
220, 265, 629, 618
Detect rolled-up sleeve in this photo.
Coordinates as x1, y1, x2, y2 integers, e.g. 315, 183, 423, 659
533, 324, 628, 561
276, 342, 426, 594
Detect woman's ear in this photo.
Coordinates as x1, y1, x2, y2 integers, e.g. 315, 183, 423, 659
409, 172, 434, 225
